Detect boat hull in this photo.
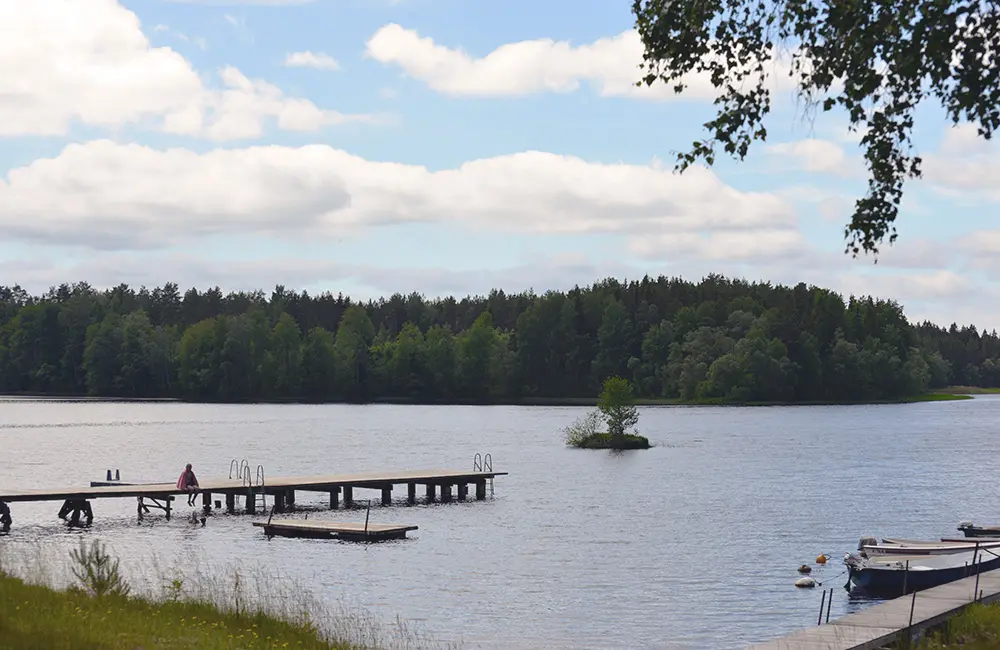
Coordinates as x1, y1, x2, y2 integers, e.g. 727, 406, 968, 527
848, 553, 1000, 596
959, 525, 1000, 538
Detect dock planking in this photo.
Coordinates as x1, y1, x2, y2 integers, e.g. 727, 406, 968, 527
253, 519, 418, 542
0, 468, 506, 532
748, 569, 1000, 649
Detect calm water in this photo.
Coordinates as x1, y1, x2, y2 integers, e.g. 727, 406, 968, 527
1, 397, 997, 649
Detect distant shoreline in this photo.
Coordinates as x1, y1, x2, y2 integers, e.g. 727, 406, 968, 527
0, 391, 976, 406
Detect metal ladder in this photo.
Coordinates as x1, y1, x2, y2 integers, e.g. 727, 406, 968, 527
473, 453, 494, 497
230, 459, 266, 510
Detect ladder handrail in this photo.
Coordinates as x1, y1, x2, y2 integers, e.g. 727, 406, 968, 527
473, 453, 482, 472
228, 459, 239, 480
239, 459, 249, 481
483, 453, 492, 473
255, 465, 265, 488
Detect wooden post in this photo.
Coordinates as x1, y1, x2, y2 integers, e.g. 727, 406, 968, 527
82, 501, 93, 525
425, 484, 436, 502
58, 500, 73, 520
287, 489, 296, 507
344, 486, 353, 508
274, 491, 286, 514
475, 480, 487, 500
457, 483, 468, 501
202, 491, 212, 515
329, 487, 340, 509
165, 496, 172, 520
0, 501, 12, 533
246, 489, 256, 515
381, 485, 392, 506
441, 484, 452, 502
407, 483, 416, 505
226, 493, 236, 514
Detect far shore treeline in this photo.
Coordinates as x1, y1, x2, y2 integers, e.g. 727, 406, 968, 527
0, 275, 996, 404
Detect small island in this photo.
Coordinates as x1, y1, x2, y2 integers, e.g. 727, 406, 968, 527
564, 376, 651, 450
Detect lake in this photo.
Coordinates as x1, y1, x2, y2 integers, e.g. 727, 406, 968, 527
0, 396, 996, 649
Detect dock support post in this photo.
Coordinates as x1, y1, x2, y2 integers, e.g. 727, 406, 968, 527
407, 483, 416, 505
202, 491, 212, 515
381, 486, 392, 506
246, 489, 256, 515
329, 487, 340, 510
425, 484, 436, 502
274, 491, 286, 514
475, 480, 487, 500
165, 497, 172, 520
226, 493, 235, 514
0, 501, 10, 533
287, 490, 296, 508
441, 484, 452, 502
457, 483, 468, 501
343, 486, 353, 508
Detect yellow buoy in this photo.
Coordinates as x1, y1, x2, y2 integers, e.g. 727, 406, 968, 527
816, 554, 828, 564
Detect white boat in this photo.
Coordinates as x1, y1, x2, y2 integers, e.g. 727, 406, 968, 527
864, 538, 1000, 556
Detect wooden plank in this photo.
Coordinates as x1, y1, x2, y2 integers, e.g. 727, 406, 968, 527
252, 520, 417, 534
253, 519, 417, 541
0, 469, 507, 503
749, 568, 1000, 650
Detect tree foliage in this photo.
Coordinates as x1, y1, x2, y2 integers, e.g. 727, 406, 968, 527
632, 0, 1000, 255
598, 376, 640, 439
0, 276, 996, 403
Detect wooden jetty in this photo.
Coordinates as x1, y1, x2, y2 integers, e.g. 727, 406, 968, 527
253, 519, 417, 542
748, 568, 1000, 649
0, 468, 506, 532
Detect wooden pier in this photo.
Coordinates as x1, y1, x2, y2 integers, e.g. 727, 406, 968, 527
253, 519, 418, 541
748, 568, 1000, 649
0, 468, 506, 532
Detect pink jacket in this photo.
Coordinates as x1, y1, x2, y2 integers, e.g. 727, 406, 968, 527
176, 469, 198, 489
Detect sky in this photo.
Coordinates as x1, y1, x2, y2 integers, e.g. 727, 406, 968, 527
1, 0, 998, 330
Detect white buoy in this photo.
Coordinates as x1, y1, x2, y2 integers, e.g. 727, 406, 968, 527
795, 577, 817, 588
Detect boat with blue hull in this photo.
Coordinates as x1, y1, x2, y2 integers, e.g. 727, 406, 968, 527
846, 547, 1000, 596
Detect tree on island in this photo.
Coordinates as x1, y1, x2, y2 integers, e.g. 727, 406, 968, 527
631, 0, 999, 256
565, 376, 651, 450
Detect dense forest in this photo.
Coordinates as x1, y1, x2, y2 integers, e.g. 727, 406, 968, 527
0, 276, 996, 404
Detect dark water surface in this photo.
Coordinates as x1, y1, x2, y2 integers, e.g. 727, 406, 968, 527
1, 397, 997, 649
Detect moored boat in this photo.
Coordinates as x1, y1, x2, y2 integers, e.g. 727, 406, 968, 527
845, 547, 1000, 596
865, 538, 1000, 556
957, 521, 1000, 538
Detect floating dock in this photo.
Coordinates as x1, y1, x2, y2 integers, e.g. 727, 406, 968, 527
0, 467, 506, 532
253, 519, 417, 541
749, 567, 1000, 649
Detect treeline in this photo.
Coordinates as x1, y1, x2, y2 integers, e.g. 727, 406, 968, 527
0, 276, 996, 403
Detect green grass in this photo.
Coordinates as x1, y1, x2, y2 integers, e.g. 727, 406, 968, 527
0, 573, 344, 650
911, 393, 974, 402
907, 602, 1000, 649
934, 386, 1000, 395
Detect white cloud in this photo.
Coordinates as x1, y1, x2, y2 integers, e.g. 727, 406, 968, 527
923, 127, 1000, 201
0, 0, 369, 139
764, 139, 862, 177
167, 1, 313, 4
285, 51, 340, 71
365, 24, 799, 100
630, 229, 805, 262
0, 139, 793, 250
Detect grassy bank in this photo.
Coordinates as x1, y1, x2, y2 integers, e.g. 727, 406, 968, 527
934, 386, 1000, 395
0, 573, 341, 650
516, 393, 972, 407
907, 601, 1000, 649
0, 540, 454, 650
0, 392, 973, 407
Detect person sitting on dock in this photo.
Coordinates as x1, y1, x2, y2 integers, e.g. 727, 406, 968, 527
176, 463, 199, 506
